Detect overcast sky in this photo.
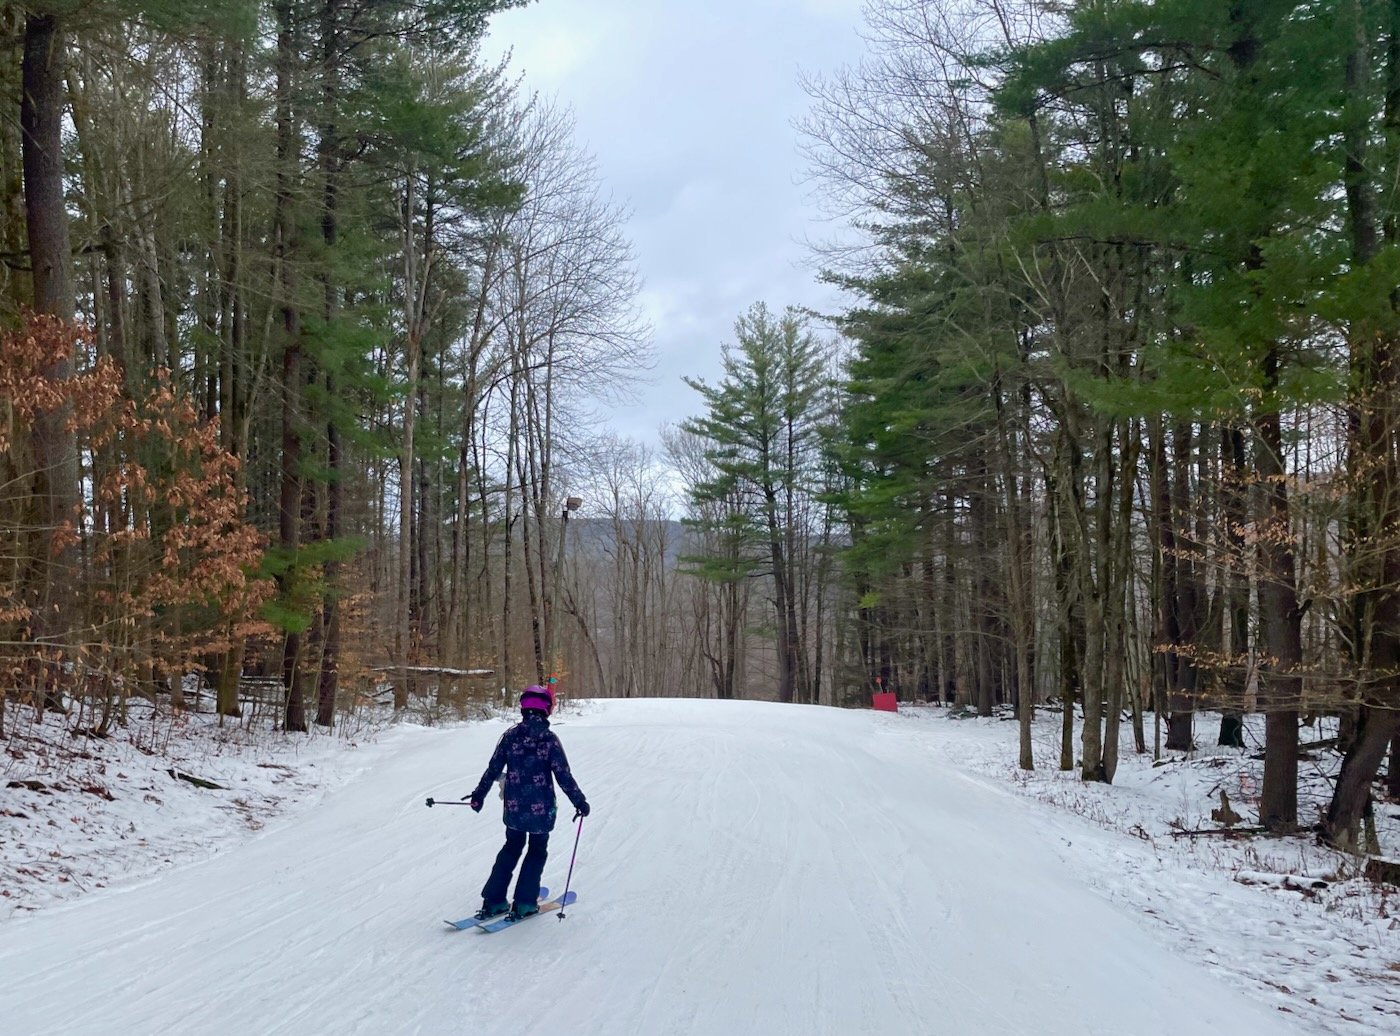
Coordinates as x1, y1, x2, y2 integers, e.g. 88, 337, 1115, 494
480, 0, 868, 447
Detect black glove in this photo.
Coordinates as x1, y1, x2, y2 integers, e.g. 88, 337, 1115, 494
469, 796, 483, 812
575, 800, 590, 818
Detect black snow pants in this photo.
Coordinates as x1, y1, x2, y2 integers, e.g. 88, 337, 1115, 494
481, 828, 549, 908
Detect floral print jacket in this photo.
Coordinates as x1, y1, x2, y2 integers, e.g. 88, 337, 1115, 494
470, 713, 587, 834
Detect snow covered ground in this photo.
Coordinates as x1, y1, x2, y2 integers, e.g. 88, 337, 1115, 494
905, 706, 1400, 1034
1, 698, 1397, 1034
0, 703, 393, 919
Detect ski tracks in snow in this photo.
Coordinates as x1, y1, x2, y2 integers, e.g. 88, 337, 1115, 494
0, 699, 1302, 1035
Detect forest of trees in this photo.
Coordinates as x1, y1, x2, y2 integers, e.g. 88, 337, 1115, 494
784, 0, 1399, 852
3, 0, 1400, 857
0, 0, 650, 735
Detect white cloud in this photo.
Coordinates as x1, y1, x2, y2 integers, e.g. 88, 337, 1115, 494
496, 24, 602, 87
797, 0, 867, 16
482, 1, 867, 444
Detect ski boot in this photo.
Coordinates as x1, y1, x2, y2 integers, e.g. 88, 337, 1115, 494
507, 901, 540, 922
474, 901, 510, 922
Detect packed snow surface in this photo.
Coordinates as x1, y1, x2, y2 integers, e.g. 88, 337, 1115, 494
0, 698, 1370, 1034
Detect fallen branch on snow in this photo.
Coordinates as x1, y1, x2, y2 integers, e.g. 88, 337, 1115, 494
1249, 737, 1339, 760
166, 768, 226, 790
1168, 825, 1267, 837
1235, 870, 1330, 892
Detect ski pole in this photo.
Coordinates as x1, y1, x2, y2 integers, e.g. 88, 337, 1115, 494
424, 797, 474, 808
558, 812, 584, 920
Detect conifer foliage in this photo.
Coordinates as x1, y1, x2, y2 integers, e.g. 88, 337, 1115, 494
0, 2, 647, 734
788, 0, 1400, 848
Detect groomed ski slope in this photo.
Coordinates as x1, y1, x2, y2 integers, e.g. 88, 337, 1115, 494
0, 698, 1296, 1035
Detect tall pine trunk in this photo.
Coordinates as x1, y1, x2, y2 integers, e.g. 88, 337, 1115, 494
274, 0, 307, 733
21, 13, 78, 712
1218, 428, 1249, 747
1255, 349, 1301, 831
1324, 0, 1400, 846
315, 0, 343, 729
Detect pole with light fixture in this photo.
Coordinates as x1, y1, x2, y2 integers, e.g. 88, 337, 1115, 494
549, 493, 584, 921
547, 495, 583, 686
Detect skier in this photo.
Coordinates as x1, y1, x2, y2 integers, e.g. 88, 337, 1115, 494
467, 684, 590, 922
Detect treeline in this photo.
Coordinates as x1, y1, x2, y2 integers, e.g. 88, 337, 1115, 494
0, 1, 647, 735
674, 0, 1400, 853
8, 0, 1400, 857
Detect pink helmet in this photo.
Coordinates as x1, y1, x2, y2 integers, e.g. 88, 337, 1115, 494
519, 684, 555, 716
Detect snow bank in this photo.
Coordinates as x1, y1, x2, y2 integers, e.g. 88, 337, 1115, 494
1, 704, 399, 919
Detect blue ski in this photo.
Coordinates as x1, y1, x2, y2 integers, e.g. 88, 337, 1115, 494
444, 887, 548, 930
475, 891, 577, 934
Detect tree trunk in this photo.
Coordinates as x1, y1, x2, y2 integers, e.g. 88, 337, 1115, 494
314, 0, 343, 730
1326, 707, 1398, 848
1218, 427, 1249, 747
316, 411, 342, 729
1078, 430, 1107, 782
1323, 0, 1400, 850
1046, 467, 1078, 772
1165, 422, 1198, 751
500, 369, 519, 694
274, 0, 307, 734
969, 457, 997, 719
217, 641, 244, 721
398, 326, 419, 709
1387, 730, 1400, 801
994, 369, 1035, 770
1101, 421, 1137, 783
21, 13, 78, 711
766, 492, 796, 705
396, 166, 429, 711
21, 14, 72, 322
1255, 350, 1301, 831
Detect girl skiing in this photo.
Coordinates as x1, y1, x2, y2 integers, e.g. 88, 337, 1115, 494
467, 684, 589, 921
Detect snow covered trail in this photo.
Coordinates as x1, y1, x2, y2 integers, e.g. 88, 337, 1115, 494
1, 699, 1296, 1035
